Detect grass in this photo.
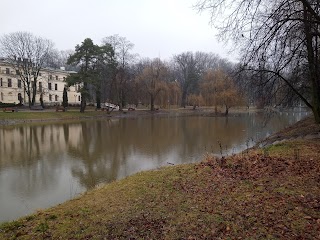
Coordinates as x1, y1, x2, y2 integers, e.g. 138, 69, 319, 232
0, 106, 255, 122
0, 118, 319, 239
0, 110, 109, 120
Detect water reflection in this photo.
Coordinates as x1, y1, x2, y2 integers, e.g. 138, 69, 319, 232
0, 111, 308, 222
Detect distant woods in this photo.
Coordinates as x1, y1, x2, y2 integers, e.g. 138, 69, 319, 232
62, 35, 247, 114
1, 29, 315, 118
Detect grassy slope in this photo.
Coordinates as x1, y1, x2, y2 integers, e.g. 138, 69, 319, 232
0, 119, 319, 239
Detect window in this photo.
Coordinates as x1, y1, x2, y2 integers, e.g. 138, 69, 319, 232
55, 83, 58, 91
39, 73, 42, 76
8, 79, 12, 88
0, 92, 3, 101
0, 78, 2, 87
5, 68, 10, 74
48, 82, 52, 90
63, 77, 66, 81
55, 95, 58, 101
18, 80, 22, 88
78, 95, 81, 101
49, 75, 52, 80
39, 82, 42, 92
56, 76, 58, 80
16, 70, 20, 75
49, 94, 52, 101
18, 93, 22, 102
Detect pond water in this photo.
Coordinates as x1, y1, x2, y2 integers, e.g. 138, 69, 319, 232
0, 111, 308, 222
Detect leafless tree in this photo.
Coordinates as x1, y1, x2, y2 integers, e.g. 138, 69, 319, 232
0, 32, 54, 107
195, 0, 320, 123
173, 51, 233, 107
44, 49, 75, 70
102, 34, 138, 109
136, 58, 168, 111
173, 52, 201, 107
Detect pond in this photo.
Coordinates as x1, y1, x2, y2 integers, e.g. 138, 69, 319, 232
0, 111, 308, 222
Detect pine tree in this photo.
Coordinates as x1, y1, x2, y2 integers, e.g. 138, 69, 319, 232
62, 86, 68, 109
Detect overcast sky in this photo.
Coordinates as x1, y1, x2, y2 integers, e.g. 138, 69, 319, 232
1, 0, 236, 61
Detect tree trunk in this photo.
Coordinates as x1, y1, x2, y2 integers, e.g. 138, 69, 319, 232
40, 94, 44, 108
96, 90, 101, 109
225, 105, 229, 115
150, 94, 155, 111
80, 93, 86, 113
312, 98, 320, 123
27, 86, 32, 108
63, 87, 68, 108
303, 4, 320, 123
31, 81, 37, 106
181, 89, 187, 108
117, 88, 123, 111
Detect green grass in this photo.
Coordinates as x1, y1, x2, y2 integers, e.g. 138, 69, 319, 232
0, 110, 108, 120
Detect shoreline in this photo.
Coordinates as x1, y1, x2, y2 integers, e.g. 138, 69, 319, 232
0, 107, 260, 126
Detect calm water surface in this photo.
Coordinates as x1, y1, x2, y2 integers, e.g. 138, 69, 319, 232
0, 112, 307, 222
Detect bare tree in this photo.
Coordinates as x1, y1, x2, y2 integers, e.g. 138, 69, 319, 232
173, 51, 233, 108
195, 0, 320, 123
201, 69, 244, 114
173, 52, 200, 107
102, 35, 138, 109
102, 34, 137, 69
44, 49, 75, 70
136, 58, 168, 111
0, 32, 54, 107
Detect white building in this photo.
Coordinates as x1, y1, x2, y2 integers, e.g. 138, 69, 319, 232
0, 59, 81, 105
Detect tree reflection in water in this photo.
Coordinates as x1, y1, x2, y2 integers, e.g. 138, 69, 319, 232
0, 111, 308, 222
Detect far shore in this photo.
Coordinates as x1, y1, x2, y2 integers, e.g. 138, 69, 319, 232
0, 106, 262, 126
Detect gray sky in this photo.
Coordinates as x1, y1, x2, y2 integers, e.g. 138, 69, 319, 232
1, 0, 235, 61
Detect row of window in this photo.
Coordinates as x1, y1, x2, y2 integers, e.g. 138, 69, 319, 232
0, 92, 22, 102
49, 94, 59, 101
0, 78, 21, 88
1, 68, 66, 81
48, 82, 58, 91
0, 78, 60, 91
0, 92, 65, 102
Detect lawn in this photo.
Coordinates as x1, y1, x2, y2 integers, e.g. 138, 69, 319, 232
0, 110, 108, 120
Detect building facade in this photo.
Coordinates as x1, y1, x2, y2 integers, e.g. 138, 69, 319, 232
0, 59, 81, 105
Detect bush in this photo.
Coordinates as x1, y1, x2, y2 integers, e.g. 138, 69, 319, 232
0, 103, 18, 108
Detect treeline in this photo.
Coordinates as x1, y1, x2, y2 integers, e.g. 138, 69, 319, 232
65, 36, 247, 113
0, 32, 306, 114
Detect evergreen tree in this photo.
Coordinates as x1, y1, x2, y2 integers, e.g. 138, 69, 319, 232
62, 86, 68, 109
66, 38, 100, 113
